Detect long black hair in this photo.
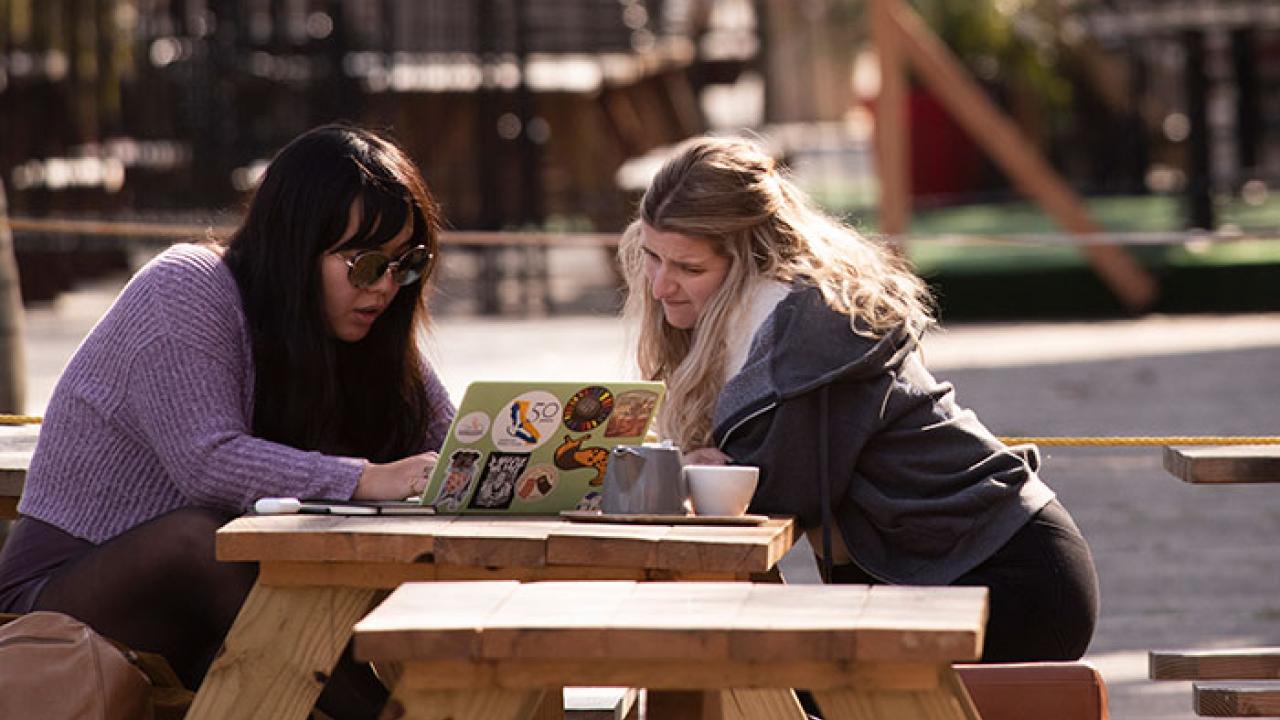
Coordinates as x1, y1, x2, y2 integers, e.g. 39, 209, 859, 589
222, 124, 442, 461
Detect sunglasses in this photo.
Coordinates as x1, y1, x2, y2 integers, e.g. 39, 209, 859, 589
343, 244, 433, 289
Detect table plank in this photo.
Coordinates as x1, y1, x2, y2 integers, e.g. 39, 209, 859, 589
1150, 648, 1280, 680
1195, 681, 1280, 716
355, 580, 519, 661
481, 581, 640, 660
544, 522, 671, 569
1164, 445, 1280, 484
854, 586, 989, 662
216, 514, 446, 563
729, 583, 872, 661
431, 517, 558, 568
656, 520, 795, 575
216, 514, 795, 575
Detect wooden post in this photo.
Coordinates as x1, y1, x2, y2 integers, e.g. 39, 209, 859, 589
869, 0, 911, 239
0, 180, 27, 414
883, 0, 1159, 312
1183, 30, 1213, 230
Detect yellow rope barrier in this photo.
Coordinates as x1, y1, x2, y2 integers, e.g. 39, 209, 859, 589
999, 436, 1280, 447
8, 216, 622, 248
0, 413, 1275, 446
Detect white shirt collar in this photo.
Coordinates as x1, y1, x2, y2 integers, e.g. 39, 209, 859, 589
724, 279, 791, 381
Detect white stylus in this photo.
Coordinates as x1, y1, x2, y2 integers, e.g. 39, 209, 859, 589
254, 497, 303, 514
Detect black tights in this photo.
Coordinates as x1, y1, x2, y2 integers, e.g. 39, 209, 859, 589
826, 498, 1099, 662
33, 507, 388, 720
801, 500, 1099, 718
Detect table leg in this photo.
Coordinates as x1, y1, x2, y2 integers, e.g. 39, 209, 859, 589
186, 581, 377, 720
721, 689, 807, 719
389, 688, 549, 720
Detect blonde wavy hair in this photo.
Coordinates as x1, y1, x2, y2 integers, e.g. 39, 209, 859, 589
619, 136, 934, 449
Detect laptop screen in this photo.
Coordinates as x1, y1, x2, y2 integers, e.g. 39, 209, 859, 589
421, 380, 665, 514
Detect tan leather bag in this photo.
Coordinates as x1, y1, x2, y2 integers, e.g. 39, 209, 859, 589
0, 611, 154, 720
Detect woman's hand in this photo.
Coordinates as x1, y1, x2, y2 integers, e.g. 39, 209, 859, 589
682, 447, 732, 465
353, 452, 439, 500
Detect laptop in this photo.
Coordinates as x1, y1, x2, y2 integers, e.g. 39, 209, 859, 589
421, 380, 665, 515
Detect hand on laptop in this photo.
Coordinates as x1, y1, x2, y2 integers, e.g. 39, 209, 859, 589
353, 452, 440, 500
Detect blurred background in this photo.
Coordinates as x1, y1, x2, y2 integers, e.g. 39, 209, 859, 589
3, 5, 1280, 719
2, 0, 1279, 319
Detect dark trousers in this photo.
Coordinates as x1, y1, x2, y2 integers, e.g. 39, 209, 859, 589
2, 508, 388, 720
827, 498, 1099, 662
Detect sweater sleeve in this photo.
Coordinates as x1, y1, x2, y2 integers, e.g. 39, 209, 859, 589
122, 335, 364, 510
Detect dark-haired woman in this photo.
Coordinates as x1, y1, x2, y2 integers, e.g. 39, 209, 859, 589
0, 125, 454, 718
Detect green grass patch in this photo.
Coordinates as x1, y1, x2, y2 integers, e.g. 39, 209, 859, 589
821, 193, 1280, 318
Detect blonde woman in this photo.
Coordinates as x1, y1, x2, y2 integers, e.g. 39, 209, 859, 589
619, 136, 1098, 663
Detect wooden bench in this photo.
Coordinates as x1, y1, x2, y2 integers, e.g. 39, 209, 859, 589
1163, 445, 1280, 484
1151, 649, 1280, 680
354, 580, 989, 720
955, 662, 1109, 720
1157, 446, 1280, 715
0, 453, 29, 520
1151, 648, 1280, 717
1194, 682, 1280, 717
0, 424, 37, 521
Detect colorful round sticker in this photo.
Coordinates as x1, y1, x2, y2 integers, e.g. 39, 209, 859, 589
562, 385, 614, 432
492, 390, 562, 451
515, 464, 559, 501
453, 411, 491, 444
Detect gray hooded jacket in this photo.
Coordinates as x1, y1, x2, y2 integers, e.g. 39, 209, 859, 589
712, 286, 1055, 584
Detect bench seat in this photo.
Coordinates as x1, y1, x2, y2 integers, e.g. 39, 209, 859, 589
1150, 648, 1280, 681
355, 580, 988, 720
955, 662, 1109, 720
1151, 648, 1280, 717
1195, 681, 1280, 717
0, 424, 36, 522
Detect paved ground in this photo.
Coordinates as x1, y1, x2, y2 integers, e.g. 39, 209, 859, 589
19, 265, 1280, 720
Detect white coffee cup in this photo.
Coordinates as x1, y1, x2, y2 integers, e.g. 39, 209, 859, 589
683, 464, 760, 517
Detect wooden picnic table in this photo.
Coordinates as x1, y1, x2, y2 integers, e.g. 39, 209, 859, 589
0, 425, 37, 520
354, 580, 989, 720
187, 513, 798, 720
1156, 444, 1280, 715
1162, 445, 1280, 484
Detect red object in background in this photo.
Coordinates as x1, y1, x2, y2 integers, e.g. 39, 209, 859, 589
908, 87, 984, 199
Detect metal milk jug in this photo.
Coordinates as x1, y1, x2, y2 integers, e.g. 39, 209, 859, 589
601, 443, 687, 514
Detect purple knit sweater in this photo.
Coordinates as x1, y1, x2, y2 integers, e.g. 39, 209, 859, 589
19, 244, 455, 544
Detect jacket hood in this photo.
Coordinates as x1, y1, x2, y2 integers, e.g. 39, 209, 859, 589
712, 286, 918, 440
